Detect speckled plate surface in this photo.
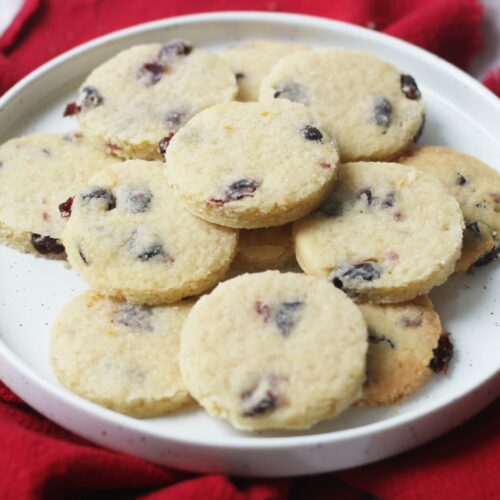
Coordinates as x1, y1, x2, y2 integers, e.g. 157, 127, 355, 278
0, 12, 499, 477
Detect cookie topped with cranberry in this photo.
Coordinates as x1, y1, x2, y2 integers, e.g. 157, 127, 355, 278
220, 39, 308, 101
0, 132, 118, 258
64, 40, 237, 160
260, 48, 425, 161
293, 162, 464, 303
62, 160, 238, 305
165, 100, 339, 228
51, 291, 194, 417
398, 146, 500, 270
357, 295, 451, 406
179, 271, 368, 431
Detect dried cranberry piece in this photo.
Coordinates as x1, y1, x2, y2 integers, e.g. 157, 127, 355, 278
254, 301, 271, 322
63, 102, 81, 117
158, 40, 193, 61
381, 192, 395, 208
127, 187, 153, 213
59, 196, 74, 218
429, 333, 454, 373
241, 375, 279, 417
135, 61, 165, 86
158, 132, 175, 155
368, 330, 395, 349
357, 187, 373, 205
274, 300, 304, 337
319, 197, 343, 217
473, 247, 499, 267
207, 178, 259, 206
331, 262, 382, 290
112, 304, 153, 331
301, 125, 323, 142
401, 74, 421, 100
164, 111, 187, 130
399, 314, 423, 328
137, 245, 164, 262
457, 173, 468, 186
30, 234, 65, 255
465, 221, 480, 237
79, 86, 103, 110
373, 95, 392, 128
413, 113, 426, 142
273, 81, 309, 104
81, 188, 116, 210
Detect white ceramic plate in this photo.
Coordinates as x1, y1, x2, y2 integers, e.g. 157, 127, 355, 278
0, 12, 499, 477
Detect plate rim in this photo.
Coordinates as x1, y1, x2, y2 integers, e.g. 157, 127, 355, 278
0, 10, 499, 453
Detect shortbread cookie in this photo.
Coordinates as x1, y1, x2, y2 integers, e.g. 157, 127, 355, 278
0, 132, 117, 258
179, 271, 367, 431
62, 161, 238, 305
51, 291, 194, 417
230, 225, 295, 273
357, 296, 452, 406
293, 162, 464, 303
64, 40, 237, 160
220, 40, 308, 101
260, 48, 425, 161
455, 221, 496, 272
398, 146, 500, 267
165, 100, 339, 228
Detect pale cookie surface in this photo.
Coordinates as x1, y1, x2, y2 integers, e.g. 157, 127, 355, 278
260, 48, 425, 162
398, 146, 500, 267
220, 40, 308, 101
0, 132, 117, 258
166, 100, 339, 228
358, 296, 452, 406
294, 162, 464, 303
66, 40, 237, 160
51, 291, 194, 417
179, 271, 367, 431
62, 161, 238, 305
230, 225, 295, 273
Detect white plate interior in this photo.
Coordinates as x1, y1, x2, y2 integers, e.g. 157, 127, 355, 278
0, 12, 499, 473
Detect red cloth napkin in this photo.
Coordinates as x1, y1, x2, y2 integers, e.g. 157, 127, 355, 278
1, 0, 499, 498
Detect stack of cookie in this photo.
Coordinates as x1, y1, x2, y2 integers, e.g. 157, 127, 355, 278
1, 39, 498, 431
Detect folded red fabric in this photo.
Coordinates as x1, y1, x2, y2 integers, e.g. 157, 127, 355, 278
1, 0, 499, 498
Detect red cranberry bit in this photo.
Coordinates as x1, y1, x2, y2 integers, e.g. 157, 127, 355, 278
42, 212, 49, 221
106, 143, 122, 154
320, 162, 331, 170
357, 187, 373, 205
254, 301, 271, 322
429, 333, 454, 373
394, 211, 404, 221
207, 178, 259, 207
158, 40, 193, 62
59, 196, 74, 218
135, 61, 165, 86
274, 300, 304, 337
331, 262, 382, 290
457, 173, 468, 186
373, 95, 392, 128
400, 74, 421, 100
30, 234, 65, 255
413, 113, 426, 143
273, 81, 309, 104
368, 329, 395, 349
473, 247, 499, 267
384, 250, 399, 261
241, 375, 279, 417
301, 125, 323, 143
112, 304, 154, 332
158, 132, 175, 155
63, 102, 81, 117
399, 314, 423, 328
79, 86, 103, 110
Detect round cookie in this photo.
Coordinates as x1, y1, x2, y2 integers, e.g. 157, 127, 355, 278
230, 224, 295, 273
51, 291, 194, 417
179, 271, 368, 431
293, 162, 464, 303
357, 296, 452, 406
62, 160, 238, 305
260, 48, 425, 161
398, 146, 500, 267
220, 40, 308, 101
64, 40, 237, 160
165, 100, 340, 229
0, 132, 117, 258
